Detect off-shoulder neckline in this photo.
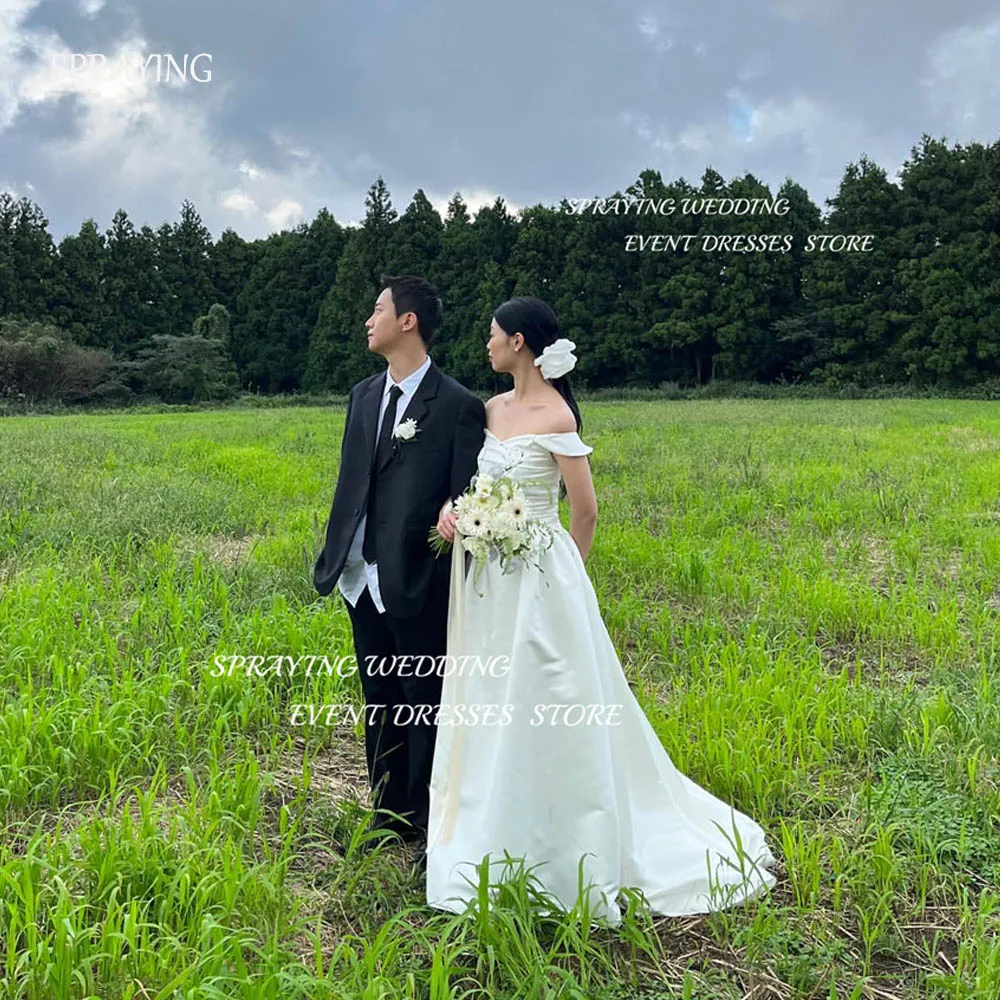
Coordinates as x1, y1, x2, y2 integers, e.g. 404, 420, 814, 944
485, 429, 577, 444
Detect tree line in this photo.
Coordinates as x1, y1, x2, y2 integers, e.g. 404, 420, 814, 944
1, 131, 998, 405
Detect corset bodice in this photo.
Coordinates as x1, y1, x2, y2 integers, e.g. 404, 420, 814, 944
476, 430, 594, 527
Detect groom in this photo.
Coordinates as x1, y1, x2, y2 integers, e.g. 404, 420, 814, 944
314, 273, 486, 870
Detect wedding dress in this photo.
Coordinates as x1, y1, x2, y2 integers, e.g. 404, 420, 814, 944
425, 430, 777, 925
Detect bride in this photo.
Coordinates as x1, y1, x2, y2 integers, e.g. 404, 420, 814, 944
426, 296, 777, 926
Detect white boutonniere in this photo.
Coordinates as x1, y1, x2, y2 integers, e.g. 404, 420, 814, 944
395, 418, 419, 441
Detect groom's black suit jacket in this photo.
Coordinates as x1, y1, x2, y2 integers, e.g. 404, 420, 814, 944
314, 361, 486, 618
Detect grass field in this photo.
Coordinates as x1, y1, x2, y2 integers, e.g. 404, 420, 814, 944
1, 398, 999, 1000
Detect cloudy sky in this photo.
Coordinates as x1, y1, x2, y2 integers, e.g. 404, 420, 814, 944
1, 0, 998, 242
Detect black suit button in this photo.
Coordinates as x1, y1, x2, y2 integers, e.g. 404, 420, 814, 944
352, 507, 360, 516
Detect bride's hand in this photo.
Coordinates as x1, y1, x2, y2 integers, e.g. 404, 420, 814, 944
436, 500, 457, 542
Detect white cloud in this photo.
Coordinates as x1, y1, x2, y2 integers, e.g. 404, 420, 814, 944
0, 0, 334, 238
1, 178, 35, 198
0, 0, 48, 130
637, 12, 673, 54
635, 9, 709, 58
622, 90, 906, 205
653, 121, 718, 156
220, 190, 257, 215
265, 198, 305, 230
219, 152, 322, 230
742, 92, 820, 146
427, 187, 520, 219
78, 0, 105, 19
738, 92, 905, 189
621, 110, 653, 144
622, 108, 726, 157
269, 130, 314, 160
922, 17, 1000, 129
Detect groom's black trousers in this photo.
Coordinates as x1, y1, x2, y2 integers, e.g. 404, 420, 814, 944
345, 573, 449, 840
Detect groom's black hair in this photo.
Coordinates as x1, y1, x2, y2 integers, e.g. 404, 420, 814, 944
380, 273, 443, 347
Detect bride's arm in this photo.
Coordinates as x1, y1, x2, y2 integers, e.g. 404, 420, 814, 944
556, 454, 598, 561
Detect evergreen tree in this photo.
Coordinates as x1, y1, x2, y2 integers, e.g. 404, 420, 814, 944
209, 227, 258, 316
8, 132, 1000, 397
303, 178, 398, 392
802, 155, 905, 384
49, 219, 110, 348
507, 204, 573, 299
232, 209, 345, 393
0, 195, 56, 322
156, 200, 214, 336
431, 192, 480, 372
388, 189, 443, 275
889, 136, 1000, 383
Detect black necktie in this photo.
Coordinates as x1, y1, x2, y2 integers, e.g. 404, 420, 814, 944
363, 384, 403, 564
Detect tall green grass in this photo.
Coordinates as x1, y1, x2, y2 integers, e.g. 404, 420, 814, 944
1, 399, 998, 998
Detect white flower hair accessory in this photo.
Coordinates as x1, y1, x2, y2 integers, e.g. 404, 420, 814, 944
533, 338, 577, 380
394, 418, 419, 441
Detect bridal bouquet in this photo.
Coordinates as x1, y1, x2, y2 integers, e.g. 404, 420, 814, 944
428, 471, 555, 587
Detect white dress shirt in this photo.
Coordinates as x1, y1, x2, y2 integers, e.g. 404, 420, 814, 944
338, 354, 433, 614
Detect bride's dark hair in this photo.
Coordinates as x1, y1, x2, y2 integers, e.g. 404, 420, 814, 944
492, 296, 582, 432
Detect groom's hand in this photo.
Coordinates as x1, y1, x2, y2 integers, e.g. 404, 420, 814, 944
436, 499, 457, 542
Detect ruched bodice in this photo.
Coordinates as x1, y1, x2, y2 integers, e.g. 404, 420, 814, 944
477, 430, 594, 527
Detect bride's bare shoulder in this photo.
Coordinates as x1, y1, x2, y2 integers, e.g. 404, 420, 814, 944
485, 391, 514, 414
537, 398, 577, 435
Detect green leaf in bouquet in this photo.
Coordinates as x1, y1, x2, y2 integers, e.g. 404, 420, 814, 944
427, 525, 453, 558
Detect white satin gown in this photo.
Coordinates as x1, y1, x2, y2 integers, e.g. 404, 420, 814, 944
426, 430, 777, 925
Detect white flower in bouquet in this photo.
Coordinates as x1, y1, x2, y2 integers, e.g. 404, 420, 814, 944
494, 493, 529, 536
491, 509, 519, 542
499, 495, 528, 527
456, 508, 490, 538
472, 492, 500, 515
427, 461, 555, 592
454, 490, 493, 525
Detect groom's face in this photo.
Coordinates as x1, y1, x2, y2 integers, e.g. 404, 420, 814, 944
366, 287, 407, 355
